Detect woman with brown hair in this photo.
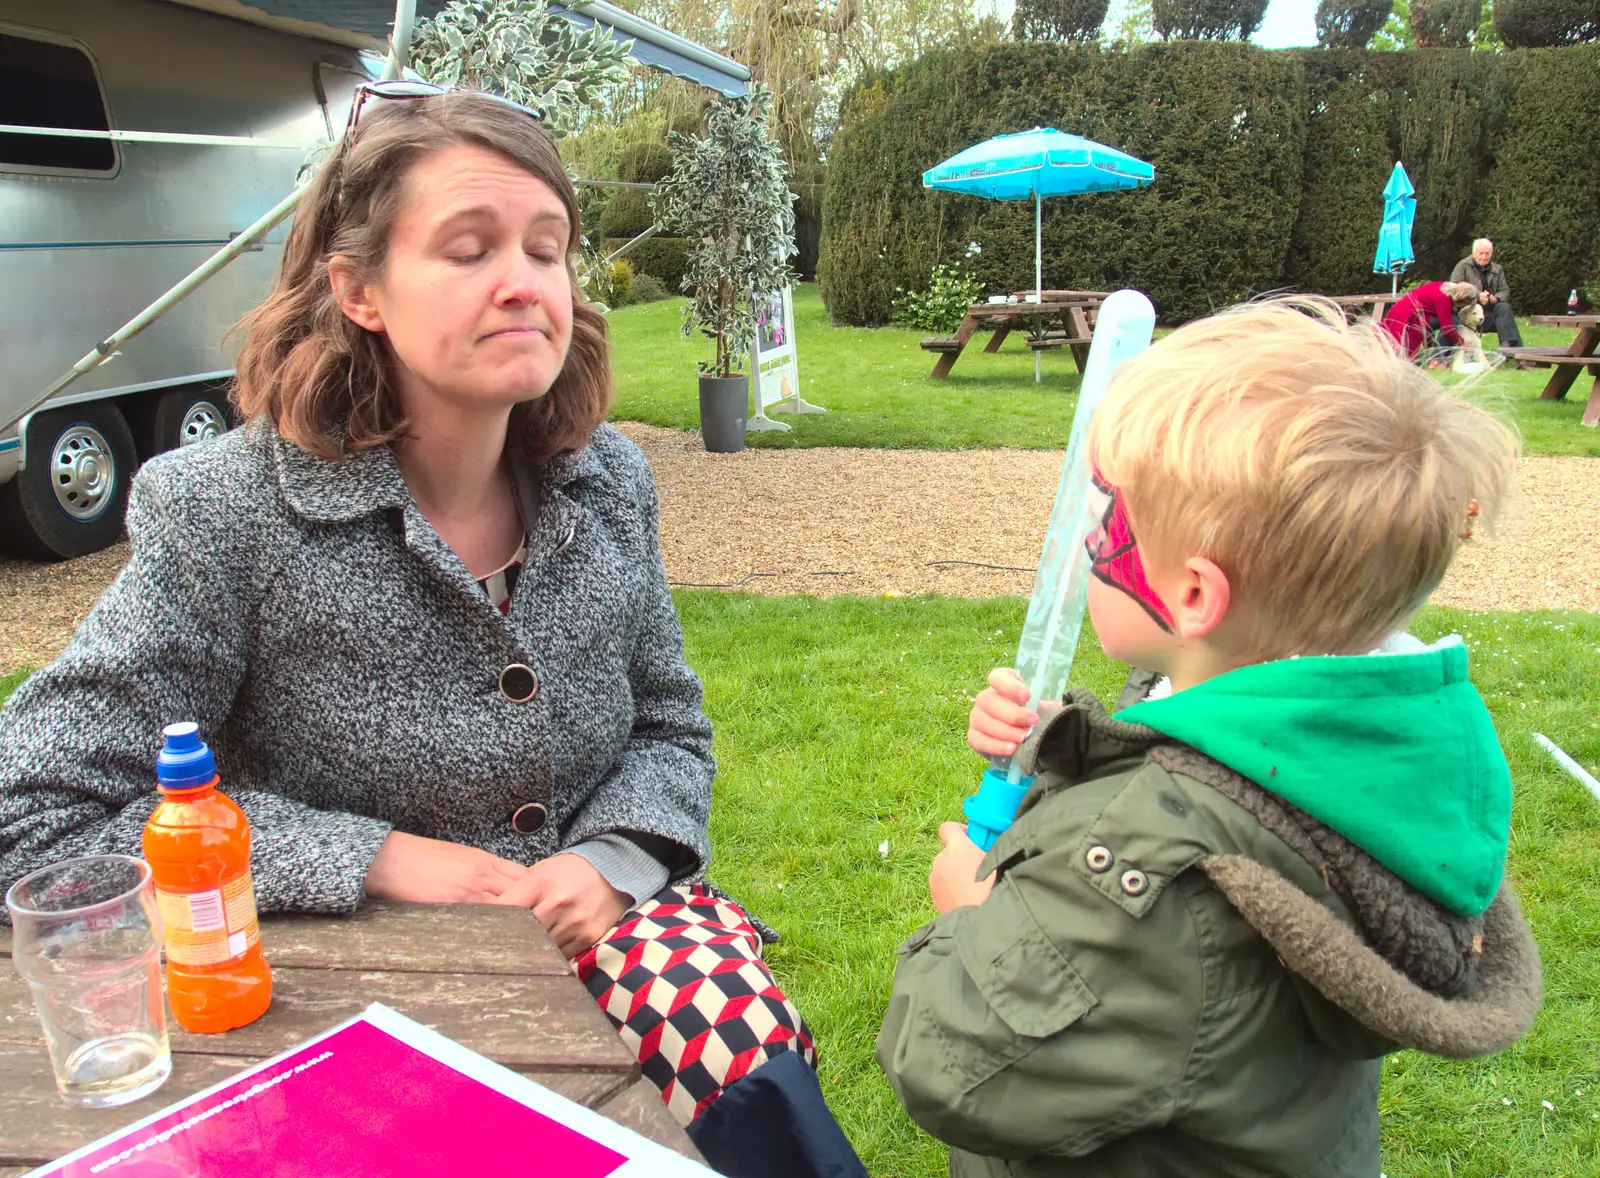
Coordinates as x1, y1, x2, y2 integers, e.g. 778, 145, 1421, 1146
0, 86, 863, 1178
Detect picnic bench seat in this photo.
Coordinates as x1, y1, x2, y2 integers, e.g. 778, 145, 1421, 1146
1498, 346, 1597, 365
920, 336, 963, 352
1499, 345, 1600, 428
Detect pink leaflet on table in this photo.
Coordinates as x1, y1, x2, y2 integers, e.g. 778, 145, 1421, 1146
52, 1019, 627, 1178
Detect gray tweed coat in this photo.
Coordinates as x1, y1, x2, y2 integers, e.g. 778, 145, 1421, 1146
0, 421, 714, 914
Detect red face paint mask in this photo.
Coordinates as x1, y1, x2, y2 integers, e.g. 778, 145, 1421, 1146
1085, 468, 1175, 633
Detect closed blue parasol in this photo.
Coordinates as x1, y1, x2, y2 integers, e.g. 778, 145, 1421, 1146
923, 128, 1154, 380
1374, 162, 1416, 295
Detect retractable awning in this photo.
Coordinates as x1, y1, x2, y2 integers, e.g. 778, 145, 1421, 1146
164, 0, 751, 95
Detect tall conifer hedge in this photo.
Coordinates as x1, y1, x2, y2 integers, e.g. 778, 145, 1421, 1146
820, 41, 1600, 322
1284, 51, 1410, 294
1476, 46, 1600, 311
820, 43, 1306, 324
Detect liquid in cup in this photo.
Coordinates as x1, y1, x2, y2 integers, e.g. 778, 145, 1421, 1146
6, 854, 172, 1107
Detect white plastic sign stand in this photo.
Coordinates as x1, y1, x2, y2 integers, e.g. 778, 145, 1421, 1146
747, 285, 824, 432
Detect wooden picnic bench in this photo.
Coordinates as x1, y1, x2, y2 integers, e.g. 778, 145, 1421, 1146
0, 901, 702, 1175
921, 291, 1107, 380
1504, 314, 1600, 428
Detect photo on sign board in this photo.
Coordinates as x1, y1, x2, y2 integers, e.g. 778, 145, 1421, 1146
756, 290, 788, 354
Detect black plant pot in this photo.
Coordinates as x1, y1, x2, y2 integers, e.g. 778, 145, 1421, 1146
697, 374, 748, 453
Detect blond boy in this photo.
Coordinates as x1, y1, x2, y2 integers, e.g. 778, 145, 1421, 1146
878, 301, 1542, 1177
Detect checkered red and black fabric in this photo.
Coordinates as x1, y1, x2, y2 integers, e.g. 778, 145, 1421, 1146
575, 884, 816, 1127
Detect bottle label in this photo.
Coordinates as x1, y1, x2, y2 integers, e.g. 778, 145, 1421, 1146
154, 870, 261, 966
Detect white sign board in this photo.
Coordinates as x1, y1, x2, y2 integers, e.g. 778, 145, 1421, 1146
748, 285, 824, 431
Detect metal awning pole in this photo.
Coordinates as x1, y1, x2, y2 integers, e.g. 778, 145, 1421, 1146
23, 0, 419, 423
603, 224, 662, 264
28, 183, 311, 413
0, 124, 315, 149
382, 0, 417, 80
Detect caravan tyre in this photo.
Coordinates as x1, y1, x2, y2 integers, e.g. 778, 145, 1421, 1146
151, 388, 231, 455
131, 387, 232, 460
0, 404, 138, 561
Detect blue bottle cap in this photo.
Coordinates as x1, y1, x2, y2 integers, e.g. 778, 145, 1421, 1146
157, 722, 216, 790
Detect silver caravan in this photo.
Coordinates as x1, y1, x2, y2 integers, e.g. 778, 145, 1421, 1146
0, 0, 747, 560
0, 0, 375, 559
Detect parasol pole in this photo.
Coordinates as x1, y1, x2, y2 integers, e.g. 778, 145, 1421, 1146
1035, 189, 1043, 384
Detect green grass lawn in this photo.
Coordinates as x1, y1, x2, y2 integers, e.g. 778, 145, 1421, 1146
676, 593, 1600, 1178
3, 599, 1597, 1176
608, 285, 1600, 457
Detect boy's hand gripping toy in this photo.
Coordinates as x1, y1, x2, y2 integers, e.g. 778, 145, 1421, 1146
963, 289, 1157, 851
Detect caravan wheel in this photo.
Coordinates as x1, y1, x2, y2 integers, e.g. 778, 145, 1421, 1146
151, 388, 230, 454
0, 404, 137, 561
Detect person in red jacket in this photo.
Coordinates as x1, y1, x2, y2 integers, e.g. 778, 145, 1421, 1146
1382, 281, 1480, 361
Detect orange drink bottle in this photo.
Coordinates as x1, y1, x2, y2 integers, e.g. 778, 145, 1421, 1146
141, 722, 272, 1033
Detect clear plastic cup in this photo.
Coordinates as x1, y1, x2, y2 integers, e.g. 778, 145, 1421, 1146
6, 855, 172, 1107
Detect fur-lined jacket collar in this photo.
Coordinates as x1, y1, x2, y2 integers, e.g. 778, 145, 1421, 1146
1013, 689, 1542, 1061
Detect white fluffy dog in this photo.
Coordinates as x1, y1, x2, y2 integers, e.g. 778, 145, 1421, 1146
1452, 302, 1496, 372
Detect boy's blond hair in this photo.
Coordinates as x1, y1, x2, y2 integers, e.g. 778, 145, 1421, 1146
1088, 298, 1517, 659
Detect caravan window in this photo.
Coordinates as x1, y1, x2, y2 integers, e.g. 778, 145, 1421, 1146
0, 31, 115, 172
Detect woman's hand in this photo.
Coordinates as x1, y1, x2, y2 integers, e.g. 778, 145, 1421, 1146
362, 830, 528, 904
930, 822, 994, 913
967, 667, 1060, 757
496, 854, 632, 959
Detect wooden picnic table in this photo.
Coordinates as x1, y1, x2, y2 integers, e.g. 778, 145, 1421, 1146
1505, 314, 1600, 428
0, 901, 702, 1175
1325, 292, 1403, 321
921, 291, 1107, 380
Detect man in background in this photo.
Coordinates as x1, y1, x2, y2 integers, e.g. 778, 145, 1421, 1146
1451, 238, 1524, 348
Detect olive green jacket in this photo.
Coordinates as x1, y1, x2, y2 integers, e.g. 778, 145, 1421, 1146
1449, 257, 1513, 304
878, 677, 1542, 1178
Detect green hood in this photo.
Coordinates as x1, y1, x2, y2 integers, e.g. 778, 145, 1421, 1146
1118, 639, 1509, 918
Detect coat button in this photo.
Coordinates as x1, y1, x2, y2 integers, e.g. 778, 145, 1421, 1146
1085, 845, 1114, 873
1120, 868, 1149, 897
499, 663, 538, 702
511, 802, 548, 834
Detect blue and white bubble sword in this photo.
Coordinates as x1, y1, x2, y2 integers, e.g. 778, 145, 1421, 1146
963, 289, 1157, 851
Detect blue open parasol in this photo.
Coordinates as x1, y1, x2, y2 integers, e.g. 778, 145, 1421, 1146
924, 127, 1153, 380
1373, 162, 1415, 295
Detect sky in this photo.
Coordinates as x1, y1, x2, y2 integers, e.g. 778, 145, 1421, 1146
980, 0, 1320, 47
1250, 0, 1319, 47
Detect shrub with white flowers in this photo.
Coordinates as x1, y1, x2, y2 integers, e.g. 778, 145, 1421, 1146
410, 0, 632, 138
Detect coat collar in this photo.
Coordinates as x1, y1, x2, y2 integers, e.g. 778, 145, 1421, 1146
269, 421, 604, 526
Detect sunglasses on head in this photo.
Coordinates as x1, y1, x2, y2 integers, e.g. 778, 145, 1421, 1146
343, 80, 546, 130
331, 80, 547, 205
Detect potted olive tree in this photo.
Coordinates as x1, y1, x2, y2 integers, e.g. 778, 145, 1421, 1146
650, 87, 796, 453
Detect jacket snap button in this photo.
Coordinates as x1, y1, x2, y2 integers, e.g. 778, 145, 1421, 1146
1085, 845, 1114, 873
1120, 868, 1150, 897
510, 802, 548, 834
499, 663, 538, 702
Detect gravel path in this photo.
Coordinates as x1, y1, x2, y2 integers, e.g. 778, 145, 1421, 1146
3, 422, 1597, 675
